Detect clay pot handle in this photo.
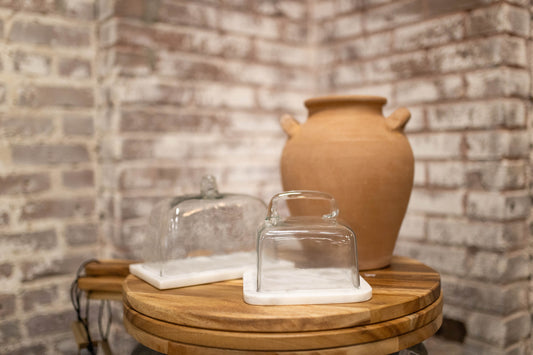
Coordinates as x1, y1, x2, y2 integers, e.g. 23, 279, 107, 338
386, 107, 411, 131
280, 114, 301, 138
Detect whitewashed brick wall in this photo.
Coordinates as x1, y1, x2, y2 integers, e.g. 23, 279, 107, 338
311, 0, 533, 353
0, 0, 532, 354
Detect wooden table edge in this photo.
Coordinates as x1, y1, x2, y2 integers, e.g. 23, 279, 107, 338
123, 314, 443, 355
123, 292, 442, 351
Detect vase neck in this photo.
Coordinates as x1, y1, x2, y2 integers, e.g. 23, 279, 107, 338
307, 102, 384, 117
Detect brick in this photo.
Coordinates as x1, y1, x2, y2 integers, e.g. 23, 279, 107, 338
283, 22, 307, 43
0, 230, 57, 258
0, 293, 16, 318
1, 0, 54, 13
120, 80, 194, 105
466, 161, 526, 190
394, 241, 468, 275
426, 0, 498, 16
465, 68, 530, 99
113, 47, 154, 76
363, 0, 396, 6
398, 213, 426, 240
408, 133, 463, 159
22, 253, 94, 281
0, 83, 5, 103
0, 263, 13, 278
0, 173, 50, 195
256, 89, 307, 112
120, 139, 153, 160
22, 285, 58, 311
467, 192, 529, 221
120, 167, 194, 190
55, 0, 95, 21
65, 223, 98, 246
254, 40, 309, 67
226, 62, 312, 90
368, 51, 433, 83
337, 32, 393, 62
121, 196, 161, 219
17, 85, 94, 108
120, 110, 227, 133
0, 320, 21, 344
257, 0, 307, 20
114, 0, 160, 22
408, 189, 464, 215
198, 84, 256, 109
6, 344, 47, 355
325, 63, 366, 87
466, 131, 528, 160
466, 4, 530, 37
396, 75, 464, 105
463, 339, 529, 355
158, 2, 218, 29
63, 115, 94, 136
330, 12, 363, 39
402, 106, 425, 132
98, 18, 117, 47
62, 169, 94, 188
430, 37, 527, 73
220, 9, 280, 40
428, 161, 465, 187
58, 57, 91, 78
393, 14, 464, 51
156, 56, 226, 81
0, 212, 8, 226
365, 0, 424, 32
26, 309, 74, 336
337, 0, 362, 13
467, 250, 529, 282
311, 0, 337, 20
20, 198, 95, 220
413, 161, 425, 186
467, 311, 530, 347
12, 144, 90, 165
0, 116, 55, 138
12, 51, 51, 76
441, 276, 528, 314
427, 218, 527, 251
427, 99, 526, 130
9, 20, 90, 47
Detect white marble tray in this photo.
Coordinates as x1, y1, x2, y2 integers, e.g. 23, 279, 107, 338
130, 251, 256, 290
243, 268, 372, 305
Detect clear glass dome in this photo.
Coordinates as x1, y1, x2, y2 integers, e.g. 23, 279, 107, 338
129, 175, 267, 290
243, 190, 372, 305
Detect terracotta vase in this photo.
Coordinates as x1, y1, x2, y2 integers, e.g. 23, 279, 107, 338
280, 95, 414, 270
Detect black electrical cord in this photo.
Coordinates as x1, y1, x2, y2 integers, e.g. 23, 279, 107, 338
98, 299, 112, 342
70, 259, 99, 355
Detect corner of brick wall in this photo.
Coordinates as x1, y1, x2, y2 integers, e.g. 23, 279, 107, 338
310, 0, 532, 353
1, 0, 532, 353
0, 0, 103, 353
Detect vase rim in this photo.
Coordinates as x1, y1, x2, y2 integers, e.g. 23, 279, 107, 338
304, 95, 387, 108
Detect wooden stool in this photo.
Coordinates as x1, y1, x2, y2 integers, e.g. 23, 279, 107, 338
122, 256, 442, 354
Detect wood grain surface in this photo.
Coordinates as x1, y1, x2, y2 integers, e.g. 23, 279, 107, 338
123, 314, 443, 355
123, 256, 441, 332
123, 293, 442, 351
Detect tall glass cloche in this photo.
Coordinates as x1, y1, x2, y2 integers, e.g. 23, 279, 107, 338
130, 175, 267, 289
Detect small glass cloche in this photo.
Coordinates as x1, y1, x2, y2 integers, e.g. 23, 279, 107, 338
129, 175, 267, 290
243, 190, 372, 305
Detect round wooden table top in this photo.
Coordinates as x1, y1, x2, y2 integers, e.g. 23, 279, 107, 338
123, 256, 442, 354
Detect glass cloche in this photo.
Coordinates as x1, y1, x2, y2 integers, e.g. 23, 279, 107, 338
129, 175, 267, 289
243, 190, 372, 305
